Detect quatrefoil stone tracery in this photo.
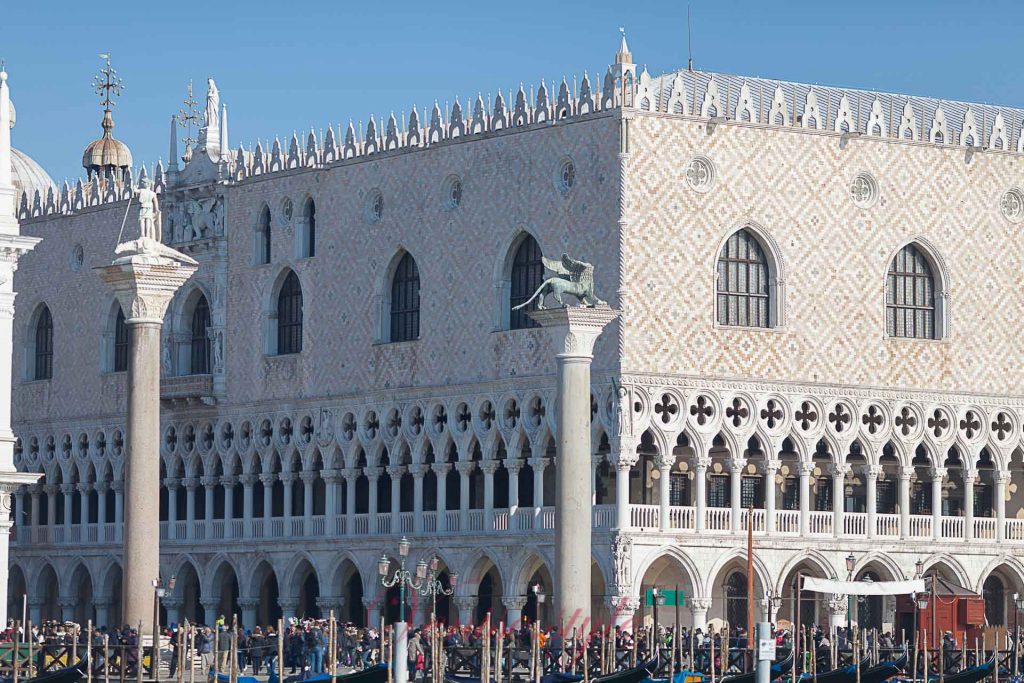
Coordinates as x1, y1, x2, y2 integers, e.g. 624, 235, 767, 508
928, 409, 950, 439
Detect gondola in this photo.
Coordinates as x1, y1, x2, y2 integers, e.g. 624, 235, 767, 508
856, 651, 908, 683
1, 659, 87, 683
444, 656, 658, 683
716, 649, 797, 683
268, 662, 388, 683
796, 655, 872, 683
925, 656, 996, 683
444, 671, 583, 683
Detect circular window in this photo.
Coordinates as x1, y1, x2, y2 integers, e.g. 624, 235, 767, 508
1001, 188, 1024, 223
554, 157, 576, 195
279, 197, 293, 225
365, 189, 384, 224
442, 175, 462, 210
70, 244, 84, 272
685, 156, 716, 193
850, 172, 878, 208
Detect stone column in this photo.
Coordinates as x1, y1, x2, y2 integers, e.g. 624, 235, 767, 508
482, 461, 498, 530
366, 467, 381, 529
453, 596, 474, 626
27, 596, 44, 626
112, 480, 124, 538
201, 475, 217, 525
996, 470, 1009, 542
432, 463, 448, 533
280, 472, 296, 521
28, 484, 40, 529
165, 479, 179, 526
200, 599, 219, 625
387, 465, 403, 529
729, 458, 744, 533
0, 69, 42, 626
78, 482, 91, 528
363, 597, 380, 629
278, 598, 299, 623
831, 463, 849, 537
503, 596, 527, 629
507, 462, 522, 513
899, 466, 913, 539
931, 467, 946, 540
658, 456, 672, 532
222, 475, 237, 525
410, 464, 426, 533
342, 467, 358, 528
316, 595, 345, 623
260, 473, 275, 520
95, 482, 109, 527
798, 463, 812, 536
827, 595, 847, 630
97, 244, 196, 632
61, 482, 74, 531
240, 474, 257, 538
865, 465, 879, 539
322, 469, 341, 519
614, 453, 636, 530
93, 598, 111, 630
238, 598, 259, 630
529, 305, 617, 630
456, 461, 473, 529
59, 595, 77, 623
162, 597, 184, 627
183, 477, 199, 536
302, 471, 317, 527
695, 457, 709, 532
764, 460, 780, 534
590, 455, 600, 506
530, 455, 545, 513
964, 471, 976, 541
689, 597, 711, 631
45, 484, 57, 528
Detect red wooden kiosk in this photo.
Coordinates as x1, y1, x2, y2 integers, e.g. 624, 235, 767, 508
895, 575, 985, 648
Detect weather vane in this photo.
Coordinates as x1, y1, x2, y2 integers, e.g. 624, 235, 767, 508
177, 80, 201, 161
92, 53, 124, 113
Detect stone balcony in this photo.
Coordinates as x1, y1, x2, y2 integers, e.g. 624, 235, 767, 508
160, 373, 216, 407
11, 503, 1024, 548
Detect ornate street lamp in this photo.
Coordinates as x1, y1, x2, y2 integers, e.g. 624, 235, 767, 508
415, 555, 456, 625
532, 583, 547, 628
380, 537, 422, 683
846, 553, 856, 634
1014, 592, 1024, 676
151, 575, 176, 681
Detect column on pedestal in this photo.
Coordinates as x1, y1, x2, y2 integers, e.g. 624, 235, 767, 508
764, 460, 780, 534
694, 456, 709, 532
964, 471, 976, 541
864, 465, 879, 539
658, 455, 672, 532
996, 470, 1009, 542
798, 463, 812, 536
931, 467, 946, 540
481, 460, 498, 530
899, 466, 912, 539
426, 462, 443, 533
831, 463, 850, 537
729, 458, 744, 533
408, 464, 425, 533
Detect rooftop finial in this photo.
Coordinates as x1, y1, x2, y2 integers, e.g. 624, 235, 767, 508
616, 27, 632, 65
177, 80, 201, 162
92, 53, 124, 138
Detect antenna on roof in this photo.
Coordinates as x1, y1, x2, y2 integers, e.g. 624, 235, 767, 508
687, 4, 694, 72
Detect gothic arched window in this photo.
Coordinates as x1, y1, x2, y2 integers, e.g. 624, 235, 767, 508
509, 235, 544, 330
277, 271, 303, 355
190, 295, 211, 374
725, 571, 748, 628
389, 253, 420, 343
717, 229, 770, 328
257, 206, 272, 265
886, 243, 938, 339
34, 305, 53, 381
984, 575, 1006, 627
113, 306, 129, 372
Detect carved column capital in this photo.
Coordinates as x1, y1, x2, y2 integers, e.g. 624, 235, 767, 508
480, 460, 501, 475
199, 475, 220, 488
455, 461, 476, 476
830, 463, 852, 478
385, 465, 404, 479
527, 305, 619, 358
299, 471, 319, 485
502, 596, 528, 610
689, 597, 712, 612
110, 480, 124, 493
430, 462, 451, 475
60, 483, 75, 495
238, 473, 260, 487
96, 257, 198, 325
899, 466, 915, 481
258, 473, 276, 487
864, 465, 883, 479
931, 467, 948, 481
321, 468, 345, 484
163, 477, 180, 490
220, 475, 238, 487
76, 482, 92, 494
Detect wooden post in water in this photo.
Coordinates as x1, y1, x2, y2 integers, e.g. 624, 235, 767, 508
136, 621, 144, 683
188, 625, 195, 683
277, 619, 284, 683
103, 634, 110, 683
26, 620, 33, 679
230, 615, 238, 683
911, 632, 917, 683
86, 620, 93, 683
709, 628, 715, 683
176, 622, 184, 683
13, 619, 20, 683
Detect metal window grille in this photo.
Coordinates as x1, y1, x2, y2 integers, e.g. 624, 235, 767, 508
113, 307, 129, 372
34, 306, 52, 380
190, 296, 211, 373
277, 272, 303, 354
390, 253, 420, 342
259, 207, 272, 264
669, 473, 690, 506
740, 475, 762, 509
886, 243, 936, 339
876, 480, 896, 513
716, 229, 770, 327
306, 200, 316, 258
509, 236, 544, 330
708, 475, 729, 508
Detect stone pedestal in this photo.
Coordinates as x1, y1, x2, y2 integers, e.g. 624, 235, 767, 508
529, 305, 617, 630
97, 252, 196, 632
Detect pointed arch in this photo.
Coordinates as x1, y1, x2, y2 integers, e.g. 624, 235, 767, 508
25, 303, 53, 381
100, 299, 129, 373
375, 249, 420, 343
298, 196, 316, 258
254, 203, 272, 265
263, 267, 303, 355
494, 229, 546, 331
714, 222, 785, 329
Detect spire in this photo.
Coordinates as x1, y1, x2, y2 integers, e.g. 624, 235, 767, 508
168, 114, 178, 172
82, 54, 132, 179
219, 103, 229, 158
616, 27, 632, 64
178, 80, 201, 163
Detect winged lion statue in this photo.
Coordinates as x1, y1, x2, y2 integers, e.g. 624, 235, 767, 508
512, 253, 606, 310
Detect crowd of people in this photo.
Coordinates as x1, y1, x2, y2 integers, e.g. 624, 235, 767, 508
0, 618, 962, 680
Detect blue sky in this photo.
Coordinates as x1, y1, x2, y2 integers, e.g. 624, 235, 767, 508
6, 0, 1024, 183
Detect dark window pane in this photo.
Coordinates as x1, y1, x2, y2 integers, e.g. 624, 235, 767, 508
34, 306, 53, 380
716, 229, 770, 327
277, 271, 303, 354
190, 296, 211, 373
114, 307, 129, 372
886, 244, 937, 339
390, 253, 420, 342
509, 236, 544, 330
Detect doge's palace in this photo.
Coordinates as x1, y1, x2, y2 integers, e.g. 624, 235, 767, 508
7, 35, 1024, 635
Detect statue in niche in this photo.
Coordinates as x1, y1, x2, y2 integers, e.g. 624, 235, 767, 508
211, 330, 224, 372
512, 253, 606, 310
187, 200, 206, 240
210, 196, 225, 236
161, 339, 172, 377
612, 535, 632, 589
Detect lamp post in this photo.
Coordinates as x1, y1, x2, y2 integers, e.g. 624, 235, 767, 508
910, 559, 926, 656
417, 556, 456, 625
651, 588, 666, 653
845, 553, 856, 636
379, 537, 423, 683
151, 575, 176, 681
532, 583, 547, 628
765, 588, 781, 627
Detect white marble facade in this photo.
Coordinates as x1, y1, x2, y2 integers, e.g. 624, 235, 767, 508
9, 37, 1024, 634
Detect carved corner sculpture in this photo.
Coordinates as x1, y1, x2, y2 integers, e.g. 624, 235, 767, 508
512, 253, 606, 310
113, 178, 198, 267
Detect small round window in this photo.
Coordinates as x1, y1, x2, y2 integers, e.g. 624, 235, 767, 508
685, 156, 716, 193
554, 157, 576, 195
279, 197, 294, 225
850, 172, 878, 209
443, 175, 462, 210
1001, 188, 1024, 223
365, 189, 384, 224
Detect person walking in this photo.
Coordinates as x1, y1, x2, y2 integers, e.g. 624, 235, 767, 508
198, 627, 213, 675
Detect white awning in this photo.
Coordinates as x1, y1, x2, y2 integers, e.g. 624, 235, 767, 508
802, 577, 926, 596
